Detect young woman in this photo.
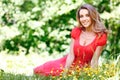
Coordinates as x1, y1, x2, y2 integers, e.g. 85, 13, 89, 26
33, 4, 107, 76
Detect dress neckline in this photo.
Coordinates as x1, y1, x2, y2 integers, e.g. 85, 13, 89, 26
78, 30, 98, 47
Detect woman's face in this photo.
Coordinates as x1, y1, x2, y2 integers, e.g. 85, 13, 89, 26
79, 9, 92, 28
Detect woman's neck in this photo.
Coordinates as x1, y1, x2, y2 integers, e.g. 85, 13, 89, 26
82, 27, 96, 36
84, 27, 93, 33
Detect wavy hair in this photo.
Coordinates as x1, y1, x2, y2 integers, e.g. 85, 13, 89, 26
76, 4, 107, 33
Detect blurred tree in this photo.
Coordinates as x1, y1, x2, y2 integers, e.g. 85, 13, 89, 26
0, 0, 82, 55
100, 0, 120, 59
0, 0, 119, 59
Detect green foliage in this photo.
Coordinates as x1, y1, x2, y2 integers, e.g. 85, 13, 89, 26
1, 72, 42, 80
100, 2, 120, 59
0, 0, 119, 59
20, 0, 35, 12
0, 0, 82, 55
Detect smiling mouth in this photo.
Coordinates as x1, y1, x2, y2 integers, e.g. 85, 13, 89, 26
82, 22, 89, 25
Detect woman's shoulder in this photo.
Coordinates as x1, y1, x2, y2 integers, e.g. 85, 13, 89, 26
71, 26, 82, 32
96, 32, 107, 46
71, 26, 82, 39
97, 32, 107, 39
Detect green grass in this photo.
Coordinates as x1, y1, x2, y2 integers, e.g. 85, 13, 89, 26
0, 51, 119, 80
0, 71, 52, 80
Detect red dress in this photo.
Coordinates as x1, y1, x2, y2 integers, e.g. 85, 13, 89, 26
33, 27, 107, 76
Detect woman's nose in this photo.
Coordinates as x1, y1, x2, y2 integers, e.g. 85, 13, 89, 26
81, 16, 87, 21
83, 16, 88, 20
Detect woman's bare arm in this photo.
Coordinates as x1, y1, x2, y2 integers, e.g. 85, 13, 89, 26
91, 46, 104, 68
65, 38, 75, 69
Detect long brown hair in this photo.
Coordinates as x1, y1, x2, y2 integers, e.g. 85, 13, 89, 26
76, 4, 107, 33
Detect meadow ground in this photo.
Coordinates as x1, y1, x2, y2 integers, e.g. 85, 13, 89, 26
0, 51, 64, 75
0, 51, 119, 80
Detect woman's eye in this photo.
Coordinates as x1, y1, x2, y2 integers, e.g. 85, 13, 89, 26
79, 15, 83, 18
86, 14, 90, 17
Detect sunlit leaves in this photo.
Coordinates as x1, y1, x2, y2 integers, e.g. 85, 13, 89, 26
0, 0, 120, 56
11, 0, 24, 6
0, 26, 20, 40
101, 5, 120, 19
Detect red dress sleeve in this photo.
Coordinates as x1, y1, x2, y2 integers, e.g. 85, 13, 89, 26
96, 33, 107, 46
71, 27, 81, 39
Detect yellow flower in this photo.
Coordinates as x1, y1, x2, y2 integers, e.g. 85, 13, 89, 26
50, 68, 54, 74
52, 76, 55, 79
60, 64, 63, 69
73, 76, 78, 80
88, 73, 91, 76
71, 70, 75, 75
57, 76, 62, 80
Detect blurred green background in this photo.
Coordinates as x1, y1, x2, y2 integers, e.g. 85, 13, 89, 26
0, 0, 120, 60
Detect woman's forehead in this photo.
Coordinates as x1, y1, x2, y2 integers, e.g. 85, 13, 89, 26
79, 9, 89, 15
